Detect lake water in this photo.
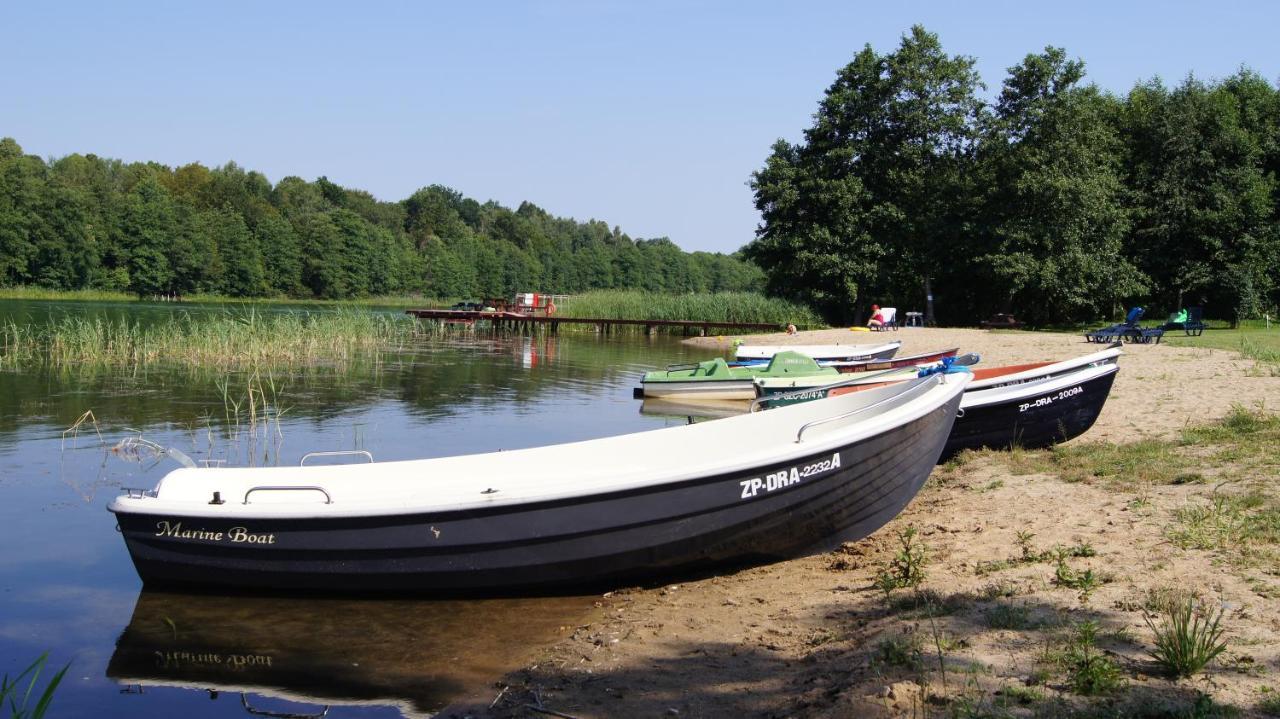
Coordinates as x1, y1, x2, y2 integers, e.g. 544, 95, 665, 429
0, 300, 721, 718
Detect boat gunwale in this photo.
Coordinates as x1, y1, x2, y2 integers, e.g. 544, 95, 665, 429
966, 345, 1122, 390
109, 374, 970, 520
959, 362, 1119, 410
733, 340, 902, 361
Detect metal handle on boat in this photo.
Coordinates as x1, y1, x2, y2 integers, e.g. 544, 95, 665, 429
240, 693, 330, 718
243, 486, 332, 504
749, 366, 909, 412
299, 450, 373, 466
794, 376, 939, 443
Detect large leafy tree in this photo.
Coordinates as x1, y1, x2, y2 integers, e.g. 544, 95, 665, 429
975, 48, 1143, 323
746, 25, 983, 323
1120, 76, 1278, 323
118, 176, 177, 296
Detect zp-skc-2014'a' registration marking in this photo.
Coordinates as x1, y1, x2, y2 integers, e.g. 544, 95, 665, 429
739, 453, 841, 499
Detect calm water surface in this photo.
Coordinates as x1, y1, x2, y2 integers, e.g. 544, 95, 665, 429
0, 299, 722, 718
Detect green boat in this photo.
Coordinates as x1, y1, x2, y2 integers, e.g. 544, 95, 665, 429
638, 350, 839, 400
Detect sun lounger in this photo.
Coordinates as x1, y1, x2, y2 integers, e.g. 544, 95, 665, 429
1162, 306, 1205, 336
872, 307, 898, 331
1085, 307, 1163, 344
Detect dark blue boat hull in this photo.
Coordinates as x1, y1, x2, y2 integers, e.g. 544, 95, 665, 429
939, 369, 1117, 462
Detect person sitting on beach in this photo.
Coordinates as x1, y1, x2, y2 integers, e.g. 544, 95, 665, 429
867, 304, 885, 328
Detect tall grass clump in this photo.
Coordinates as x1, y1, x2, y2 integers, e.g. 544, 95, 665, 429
1, 308, 416, 369
555, 290, 824, 329
1239, 336, 1280, 375
0, 286, 134, 302
1, 653, 68, 718
1145, 599, 1228, 678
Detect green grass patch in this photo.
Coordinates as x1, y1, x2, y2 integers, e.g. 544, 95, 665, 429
0, 308, 417, 369
990, 405, 1280, 492
1165, 323, 1280, 374
1169, 492, 1280, 556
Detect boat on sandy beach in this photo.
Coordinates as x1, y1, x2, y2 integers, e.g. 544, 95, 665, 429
733, 340, 901, 364
826, 347, 959, 373
937, 345, 1121, 459
755, 353, 980, 404
109, 374, 969, 594
638, 350, 840, 400
759, 346, 1122, 460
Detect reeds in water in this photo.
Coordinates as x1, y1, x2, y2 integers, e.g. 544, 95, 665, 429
0, 308, 418, 369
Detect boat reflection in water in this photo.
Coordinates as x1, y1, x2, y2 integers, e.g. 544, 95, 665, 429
107, 590, 589, 717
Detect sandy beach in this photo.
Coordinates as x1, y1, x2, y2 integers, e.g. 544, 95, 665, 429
444, 328, 1280, 718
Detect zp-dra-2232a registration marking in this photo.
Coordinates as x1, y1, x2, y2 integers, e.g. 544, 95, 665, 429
739, 453, 842, 499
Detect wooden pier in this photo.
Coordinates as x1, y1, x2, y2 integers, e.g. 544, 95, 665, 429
405, 309, 784, 336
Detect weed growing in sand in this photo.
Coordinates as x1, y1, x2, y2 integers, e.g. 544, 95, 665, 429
949, 691, 1016, 719
873, 632, 924, 671
979, 580, 1024, 599
1061, 621, 1124, 695
1146, 599, 1228, 679
984, 601, 1036, 630
995, 684, 1043, 707
1054, 560, 1110, 601
1259, 687, 1280, 716
1169, 491, 1280, 560
1015, 530, 1036, 560
976, 534, 1098, 579
888, 589, 972, 617
873, 526, 928, 597
1143, 585, 1205, 614
803, 628, 842, 648
974, 558, 1015, 576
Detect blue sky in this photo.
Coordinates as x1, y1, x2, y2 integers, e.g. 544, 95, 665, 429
3, 1, 1277, 254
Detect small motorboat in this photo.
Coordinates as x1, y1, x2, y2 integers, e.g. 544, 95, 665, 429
733, 340, 901, 364
938, 345, 1121, 460
638, 350, 839, 400
756, 345, 1122, 461
755, 353, 980, 405
826, 347, 960, 373
109, 374, 969, 594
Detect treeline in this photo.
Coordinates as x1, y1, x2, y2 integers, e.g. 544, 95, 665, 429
747, 26, 1280, 325
0, 139, 764, 300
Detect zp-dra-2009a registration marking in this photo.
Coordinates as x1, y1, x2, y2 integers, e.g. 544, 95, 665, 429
1018, 385, 1083, 413
740, 453, 841, 499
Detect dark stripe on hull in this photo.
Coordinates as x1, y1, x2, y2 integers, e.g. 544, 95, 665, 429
939, 370, 1117, 462
116, 394, 961, 595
